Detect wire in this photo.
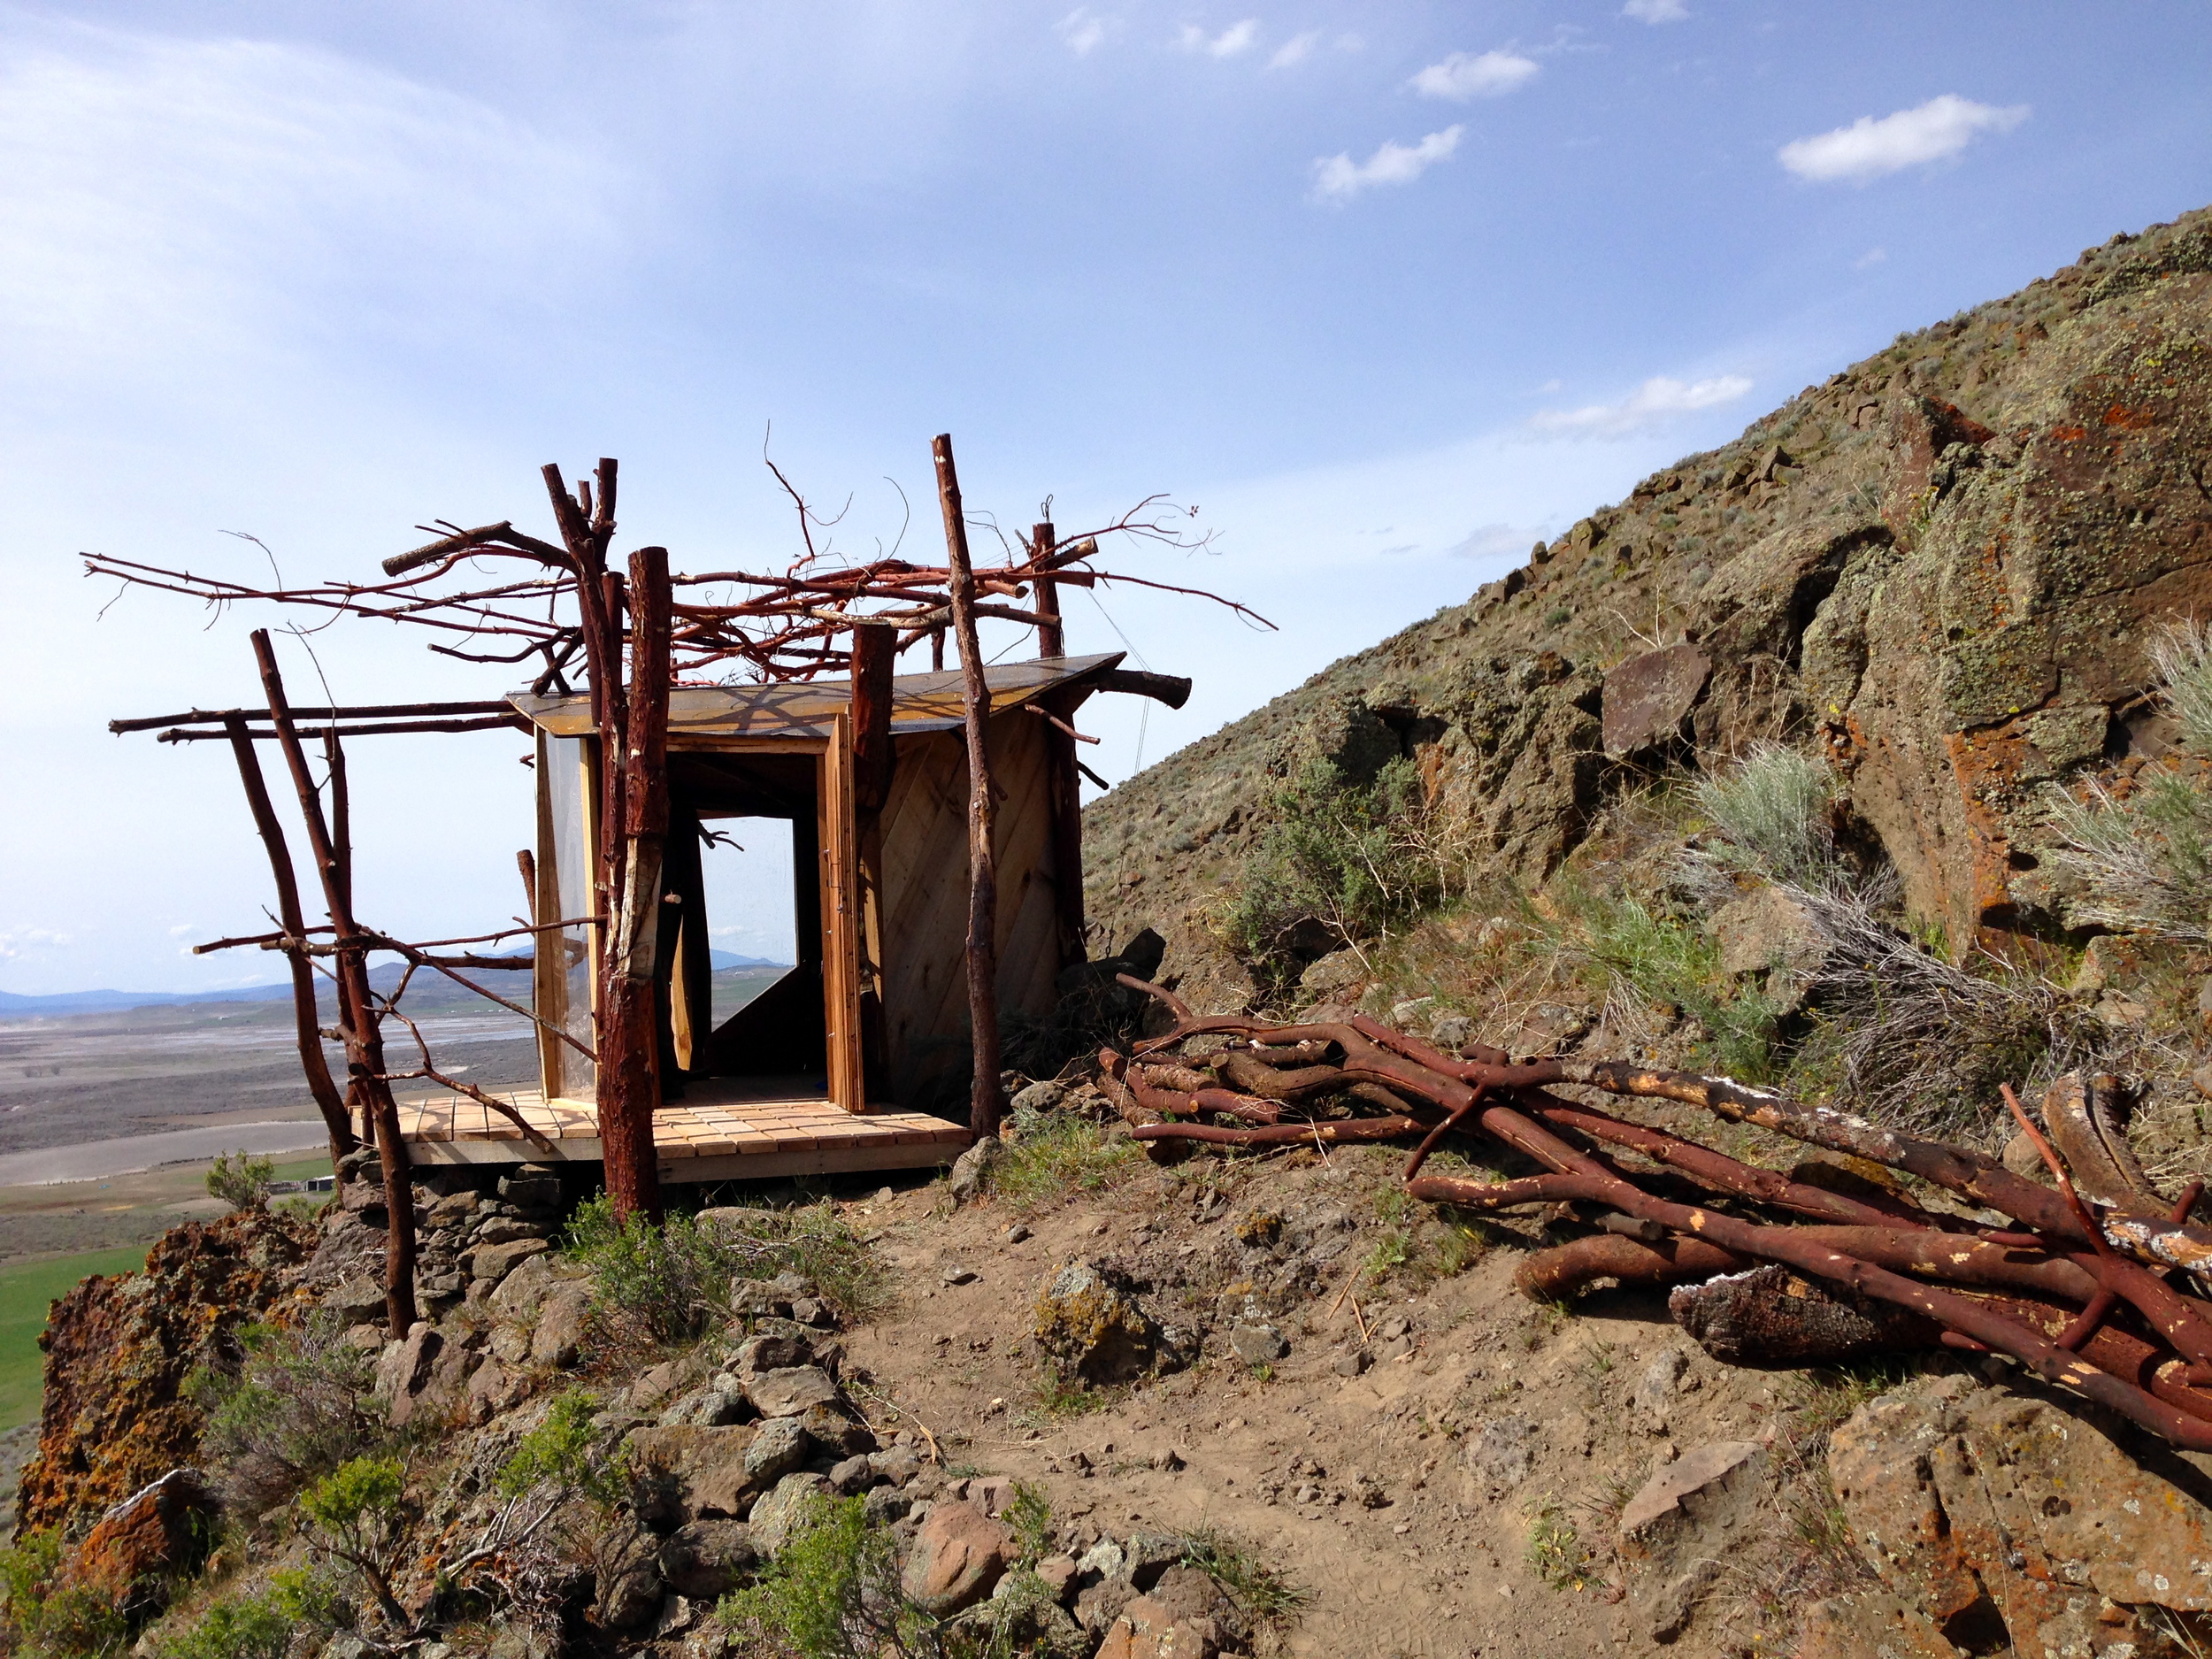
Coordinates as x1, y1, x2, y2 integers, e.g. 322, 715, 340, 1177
1084, 588, 1154, 777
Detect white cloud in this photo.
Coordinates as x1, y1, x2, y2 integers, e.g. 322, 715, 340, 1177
1530, 374, 1754, 437
1778, 94, 2029, 184
167, 923, 196, 937
0, 30, 616, 380
1855, 245, 1888, 269
1059, 8, 1110, 54
1410, 50, 1538, 100
1622, 0, 1689, 21
1178, 19, 1259, 58
1449, 522, 1548, 560
1269, 30, 1320, 68
1311, 126, 1463, 202
0, 926, 74, 960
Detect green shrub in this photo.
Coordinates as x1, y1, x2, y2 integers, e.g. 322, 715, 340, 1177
296, 1457, 411, 1631
1175, 1525, 1307, 1626
0, 1529, 132, 1658
987, 1110, 1141, 1215
144, 1590, 290, 1659
566, 1195, 888, 1345
1541, 884, 1783, 1083
188, 1316, 383, 1513
497, 1390, 626, 1506
204, 1150, 274, 1213
1220, 756, 1462, 987
1694, 745, 1837, 887
717, 1494, 927, 1659
2046, 625, 2212, 940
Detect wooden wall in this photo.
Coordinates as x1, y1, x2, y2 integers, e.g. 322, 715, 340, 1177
877, 707, 1063, 1106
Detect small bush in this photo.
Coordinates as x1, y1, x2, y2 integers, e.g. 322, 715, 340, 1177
143, 1590, 290, 1659
0, 1529, 131, 1659
987, 1110, 1141, 1215
1526, 1501, 1596, 1592
567, 1196, 888, 1346
2045, 625, 2212, 941
1176, 1525, 1307, 1626
1220, 756, 1463, 987
204, 1150, 274, 1213
1538, 882, 1784, 1083
498, 1390, 626, 1506
717, 1494, 927, 1659
296, 1456, 411, 1631
1694, 745, 1837, 887
188, 1316, 383, 1513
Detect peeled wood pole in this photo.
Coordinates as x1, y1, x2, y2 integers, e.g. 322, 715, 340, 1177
249, 630, 417, 1335
219, 714, 356, 1167
601, 544, 672, 1225
933, 434, 1004, 1140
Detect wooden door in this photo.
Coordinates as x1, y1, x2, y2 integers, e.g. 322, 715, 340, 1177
818, 713, 866, 1111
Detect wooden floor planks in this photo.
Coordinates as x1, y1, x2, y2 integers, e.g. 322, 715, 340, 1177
396, 1082, 969, 1179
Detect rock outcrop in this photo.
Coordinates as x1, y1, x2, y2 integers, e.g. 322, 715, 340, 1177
1084, 208, 2212, 993
16, 1208, 315, 1535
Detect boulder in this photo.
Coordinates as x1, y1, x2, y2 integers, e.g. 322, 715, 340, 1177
948, 1136, 1003, 1204
1094, 1591, 1220, 1659
902, 1498, 1015, 1616
1601, 642, 1711, 759
743, 1417, 811, 1487
741, 1365, 842, 1418
63, 1469, 217, 1616
1228, 1322, 1287, 1364
749, 1472, 833, 1556
498, 1165, 564, 1209
1033, 1261, 1188, 1386
659, 1521, 760, 1600
1709, 886, 1830, 1009
1617, 1439, 1771, 1646
628, 1425, 763, 1523
798, 1402, 876, 1458
529, 1285, 592, 1369
733, 1331, 813, 1375
1618, 1440, 1768, 1538
322, 1278, 388, 1319
472, 1237, 552, 1283
373, 1322, 443, 1423
1829, 1374, 2212, 1648
1010, 1079, 1067, 1115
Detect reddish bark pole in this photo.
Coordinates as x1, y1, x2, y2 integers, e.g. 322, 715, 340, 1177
933, 434, 1004, 1140
250, 630, 417, 1335
220, 715, 356, 1167
600, 544, 672, 1225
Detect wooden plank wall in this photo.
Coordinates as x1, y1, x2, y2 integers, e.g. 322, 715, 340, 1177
878, 707, 1063, 1105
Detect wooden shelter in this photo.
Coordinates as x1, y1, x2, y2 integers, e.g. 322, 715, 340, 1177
398, 650, 1176, 1182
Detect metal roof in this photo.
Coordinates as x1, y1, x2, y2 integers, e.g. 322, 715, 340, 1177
508, 651, 1125, 742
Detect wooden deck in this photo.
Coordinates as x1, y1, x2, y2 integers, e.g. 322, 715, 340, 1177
396, 1079, 971, 1183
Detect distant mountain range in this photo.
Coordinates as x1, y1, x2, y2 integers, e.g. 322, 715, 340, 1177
0, 949, 788, 1016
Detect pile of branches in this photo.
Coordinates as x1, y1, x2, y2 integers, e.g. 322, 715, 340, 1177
1099, 975, 2212, 1452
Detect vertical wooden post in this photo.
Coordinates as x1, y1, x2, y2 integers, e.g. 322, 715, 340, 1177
600, 544, 672, 1224
220, 717, 356, 1167
1032, 521, 1087, 969
1033, 520, 1065, 658
249, 631, 417, 1336
932, 434, 1004, 1140
849, 625, 896, 1094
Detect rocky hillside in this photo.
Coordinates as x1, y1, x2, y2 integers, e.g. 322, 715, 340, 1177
1084, 205, 2212, 1010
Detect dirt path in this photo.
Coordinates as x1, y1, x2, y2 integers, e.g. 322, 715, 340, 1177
838, 1144, 1814, 1658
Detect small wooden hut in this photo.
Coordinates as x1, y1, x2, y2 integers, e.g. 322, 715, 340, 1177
398, 651, 1181, 1183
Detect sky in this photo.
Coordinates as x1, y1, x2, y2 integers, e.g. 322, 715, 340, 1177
2, 1, 2208, 995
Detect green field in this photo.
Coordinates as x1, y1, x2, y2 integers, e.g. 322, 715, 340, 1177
0, 1153, 335, 1429
0, 1246, 150, 1428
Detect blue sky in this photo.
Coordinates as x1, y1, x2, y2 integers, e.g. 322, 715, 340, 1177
3, 1, 2208, 993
